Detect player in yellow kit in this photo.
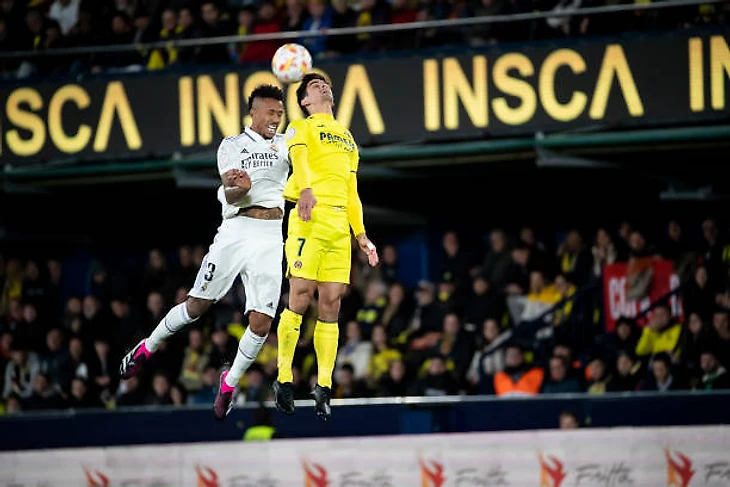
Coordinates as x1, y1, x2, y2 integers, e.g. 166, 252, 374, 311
273, 73, 379, 420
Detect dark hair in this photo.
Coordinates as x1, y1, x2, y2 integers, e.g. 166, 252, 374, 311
296, 73, 328, 117
653, 353, 672, 367
248, 84, 284, 111
341, 363, 355, 374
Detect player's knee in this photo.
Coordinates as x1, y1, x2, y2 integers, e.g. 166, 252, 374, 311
318, 296, 341, 319
186, 297, 212, 319
289, 285, 315, 314
249, 312, 273, 337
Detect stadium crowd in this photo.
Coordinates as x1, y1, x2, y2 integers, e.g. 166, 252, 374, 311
2, 217, 730, 415
1, 0, 728, 77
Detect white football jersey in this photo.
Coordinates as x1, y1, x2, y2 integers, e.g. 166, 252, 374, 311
216, 127, 289, 219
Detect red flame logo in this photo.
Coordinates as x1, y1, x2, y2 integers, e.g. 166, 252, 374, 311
196, 465, 220, 487
665, 449, 695, 487
538, 453, 567, 487
83, 468, 109, 487
302, 459, 329, 487
419, 459, 446, 487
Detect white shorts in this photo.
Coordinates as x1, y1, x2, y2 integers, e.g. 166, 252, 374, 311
188, 216, 283, 318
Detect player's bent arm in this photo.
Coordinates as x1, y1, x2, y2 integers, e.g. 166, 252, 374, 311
347, 171, 366, 238
289, 144, 312, 192
221, 170, 250, 204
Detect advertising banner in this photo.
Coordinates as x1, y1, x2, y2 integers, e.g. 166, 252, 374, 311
0, 425, 726, 486
603, 260, 683, 332
1, 29, 729, 166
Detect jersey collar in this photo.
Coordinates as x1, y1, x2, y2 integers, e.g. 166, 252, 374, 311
308, 113, 334, 121
244, 126, 269, 143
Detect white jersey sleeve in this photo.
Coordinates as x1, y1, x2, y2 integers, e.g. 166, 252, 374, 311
217, 138, 238, 176
216, 129, 290, 220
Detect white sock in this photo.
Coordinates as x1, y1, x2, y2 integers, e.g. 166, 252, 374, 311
146, 302, 198, 353
225, 327, 267, 388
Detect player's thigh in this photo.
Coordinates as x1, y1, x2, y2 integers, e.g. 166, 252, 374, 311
285, 215, 323, 282
189, 237, 244, 302
241, 236, 284, 318
317, 233, 353, 285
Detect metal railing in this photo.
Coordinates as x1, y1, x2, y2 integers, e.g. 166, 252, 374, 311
0, 0, 723, 59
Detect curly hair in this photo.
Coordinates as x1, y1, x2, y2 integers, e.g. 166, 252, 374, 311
247, 84, 285, 111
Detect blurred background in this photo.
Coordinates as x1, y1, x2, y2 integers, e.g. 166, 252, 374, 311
1, 0, 730, 479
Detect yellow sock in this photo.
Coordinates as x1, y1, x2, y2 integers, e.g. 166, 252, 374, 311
276, 308, 302, 383
314, 320, 339, 388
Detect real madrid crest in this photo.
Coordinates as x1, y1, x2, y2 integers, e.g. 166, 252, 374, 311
270, 143, 278, 152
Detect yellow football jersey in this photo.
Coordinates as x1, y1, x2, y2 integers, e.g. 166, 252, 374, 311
283, 113, 358, 208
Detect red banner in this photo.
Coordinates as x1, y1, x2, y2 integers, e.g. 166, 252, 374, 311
602, 260, 683, 332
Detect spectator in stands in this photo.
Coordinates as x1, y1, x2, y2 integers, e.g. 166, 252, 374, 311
463, 276, 501, 332
178, 328, 210, 393
683, 266, 716, 320
116, 376, 144, 406
557, 230, 591, 286
21, 260, 46, 313
147, 372, 173, 405
242, 363, 269, 403
635, 303, 682, 359
585, 357, 610, 394
439, 232, 471, 296
661, 221, 694, 280
356, 280, 387, 338
408, 355, 458, 396
431, 313, 470, 378
336, 321, 373, 381
24, 373, 64, 410
377, 358, 408, 396
381, 282, 412, 343
366, 324, 401, 387
68, 377, 102, 409
4, 394, 23, 415
482, 229, 512, 293
334, 363, 367, 398
608, 352, 639, 392
378, 245, 399, 285
559, 410, 580, 429
521, 270, 560, 323
283, 0, 307, 31
504, 245, 530, 297
196, 1, 235, 63
542, 355, 582, 394
591, 228, 617, 279
699, 348, 730, 390
141, 249, 169, 299
596, 317, 638, 366
641, 353, 684, 392
677, 312, 712, 372
188, 365, 219, 405
170, 382, 187, 406
89, 338, 115, 402
326, 0, 357, 54
466, 318, 506, 391
240, 1, 281, 63
710, 309, 730, 366
41, 328, 69, 387
408, 280, 445, 338
3, 347, 40, 399
300, 0, 332, 56
492, 344, 543, 396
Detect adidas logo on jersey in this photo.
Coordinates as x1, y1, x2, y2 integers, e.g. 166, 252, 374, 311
266, 302, 274, 309
241, 148, 249, 153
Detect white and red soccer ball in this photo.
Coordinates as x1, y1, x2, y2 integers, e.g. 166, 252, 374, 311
271, 43, 313, 84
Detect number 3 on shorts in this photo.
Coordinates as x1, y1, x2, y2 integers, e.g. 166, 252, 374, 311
204, 262, 216, 281
297, 238, 306, 256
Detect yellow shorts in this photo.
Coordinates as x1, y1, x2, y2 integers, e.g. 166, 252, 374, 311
285, 204, 352, 284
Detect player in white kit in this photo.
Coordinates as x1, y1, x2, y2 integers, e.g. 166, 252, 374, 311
119, 85, 289, 420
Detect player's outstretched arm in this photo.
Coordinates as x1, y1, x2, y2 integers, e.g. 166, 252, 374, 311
348, 172, 378, 267
222, 169, 251, 204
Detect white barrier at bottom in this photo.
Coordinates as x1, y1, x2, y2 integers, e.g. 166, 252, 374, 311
0, 425, 728, 486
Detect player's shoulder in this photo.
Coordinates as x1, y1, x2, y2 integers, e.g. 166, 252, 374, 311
219, 133, 247, 149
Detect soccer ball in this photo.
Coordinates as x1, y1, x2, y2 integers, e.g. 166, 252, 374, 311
272, 43, 312, 84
